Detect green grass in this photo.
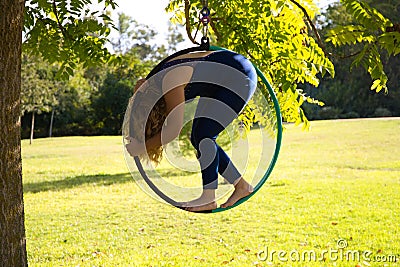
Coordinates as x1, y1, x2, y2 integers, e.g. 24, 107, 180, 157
23, 118, 400, 266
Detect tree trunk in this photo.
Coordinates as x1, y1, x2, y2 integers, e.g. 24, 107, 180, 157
0, 0, 28, 266
49, 109, 55, 137
30, 111, 35, 145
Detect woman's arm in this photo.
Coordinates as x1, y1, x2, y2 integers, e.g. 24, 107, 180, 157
133, 78, 146, 93
126, 66, 193, 156
148, 66, 194, 146
144, 83, 186, 150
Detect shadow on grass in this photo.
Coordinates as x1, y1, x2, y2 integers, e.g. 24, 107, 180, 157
24, 168, 194, 194
24, 173, 133, 194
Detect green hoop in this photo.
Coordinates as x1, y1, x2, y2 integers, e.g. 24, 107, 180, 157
126, 45, 283, 213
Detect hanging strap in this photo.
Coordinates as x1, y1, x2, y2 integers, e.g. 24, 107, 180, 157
199, 0, 210, 50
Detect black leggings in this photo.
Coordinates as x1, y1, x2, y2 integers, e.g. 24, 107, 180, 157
190, 85, 252, 189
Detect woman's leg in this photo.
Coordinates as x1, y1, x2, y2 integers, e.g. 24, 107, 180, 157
190, 115, 226, 190
185, 88, 253, 211
183, 116, 221, 211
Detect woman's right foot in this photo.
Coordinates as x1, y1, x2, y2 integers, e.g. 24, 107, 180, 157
220, 178, 253, 208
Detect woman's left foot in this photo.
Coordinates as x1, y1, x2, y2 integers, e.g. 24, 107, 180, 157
183, 189, 217, 212
221, 178, 253, 208
186, 201, 217, 212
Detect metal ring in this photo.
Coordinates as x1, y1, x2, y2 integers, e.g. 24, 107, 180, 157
200, 7, 210, 17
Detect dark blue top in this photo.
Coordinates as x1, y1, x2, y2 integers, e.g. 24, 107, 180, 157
151, 50, 257, 101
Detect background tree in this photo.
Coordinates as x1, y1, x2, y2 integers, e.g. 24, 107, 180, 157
91, 13, 185, 136
166, 23, 185, 53
19, 12, 185, 138
111, 12, 136, 54
20, 66, 96, 137
21, 54, 59, 143
325, 0, 399, 93
49, 68, 95, 136
303, 0, 399, 119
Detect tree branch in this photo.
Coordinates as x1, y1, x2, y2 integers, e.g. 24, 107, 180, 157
52, 0, 69, 39
208, 16, 259, 62
289, 0, 330, 56
338, 50, 362, 59
193, 21, 201, 41
289, 0, 367, 60
184, 0, 199, 45
209, 19, 221, 41
386, 23, 400, 33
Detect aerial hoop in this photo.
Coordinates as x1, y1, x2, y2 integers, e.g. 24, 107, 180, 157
123, 44, 283, 213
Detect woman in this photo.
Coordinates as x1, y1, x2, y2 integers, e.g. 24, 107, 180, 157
126, 49, 257, 212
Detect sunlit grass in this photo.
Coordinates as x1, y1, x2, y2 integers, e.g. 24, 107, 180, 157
23, 118, 400, 266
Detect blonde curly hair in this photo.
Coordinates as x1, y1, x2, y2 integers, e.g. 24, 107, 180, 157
124, 79, 167, 165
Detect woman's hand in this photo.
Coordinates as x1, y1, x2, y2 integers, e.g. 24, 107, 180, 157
125, 137, 146, 157
133, 78, 146, 93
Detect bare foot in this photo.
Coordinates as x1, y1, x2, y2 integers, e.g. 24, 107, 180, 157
220, 178, 253, 208
183, 189, 217, 212
186, 201, 217, 212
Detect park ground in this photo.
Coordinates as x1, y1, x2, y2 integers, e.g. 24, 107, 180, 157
22, 118, 400, 266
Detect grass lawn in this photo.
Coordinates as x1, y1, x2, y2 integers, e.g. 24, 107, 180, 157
22, 118, 400, 266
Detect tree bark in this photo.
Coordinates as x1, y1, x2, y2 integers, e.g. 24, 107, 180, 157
0, 0, 28, 266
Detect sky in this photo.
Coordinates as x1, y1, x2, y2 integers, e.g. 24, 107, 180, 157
107, 0, 177, 47
106, 0, 338, 49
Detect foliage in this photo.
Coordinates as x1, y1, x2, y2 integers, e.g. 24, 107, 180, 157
325, 0, 400, 93
51, 68, 96, 136
303, 0, 400, 120
23, 0, 118, 79
166, 0, 400, 128
167, 0, 335, 129
91, 73, 133, 135
88, 13, 180, 136
20, 11, 183, 138
21, 54, 59, 116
